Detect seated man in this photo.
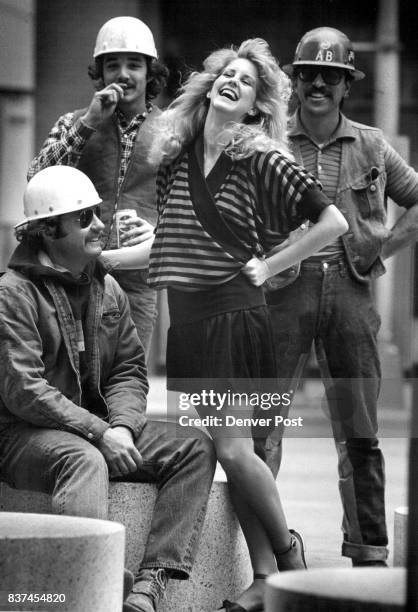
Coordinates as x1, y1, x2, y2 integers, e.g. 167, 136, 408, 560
0, 166, 216, 612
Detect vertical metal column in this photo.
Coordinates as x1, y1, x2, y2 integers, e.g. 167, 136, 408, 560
0, 0, 35, 271
407, 246, 418, 610
374, 0, 400, 135
374, 0, 399, 346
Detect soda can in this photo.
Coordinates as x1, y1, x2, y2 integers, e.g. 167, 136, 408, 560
115, 209, 137, 248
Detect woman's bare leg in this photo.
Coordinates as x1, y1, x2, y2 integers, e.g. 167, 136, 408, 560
217, 482, 276, 610
211, 434, 292, 551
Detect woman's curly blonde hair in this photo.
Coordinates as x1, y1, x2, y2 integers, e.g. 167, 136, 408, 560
149, 38, 292, 166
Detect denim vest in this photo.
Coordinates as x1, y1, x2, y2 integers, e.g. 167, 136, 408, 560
290, 115, 393, 283
73, 107, 161, 248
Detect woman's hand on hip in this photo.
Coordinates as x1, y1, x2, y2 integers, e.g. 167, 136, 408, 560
241, 257, 271, 286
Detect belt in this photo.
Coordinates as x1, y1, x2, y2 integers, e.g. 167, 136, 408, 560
300, 258, 347, 273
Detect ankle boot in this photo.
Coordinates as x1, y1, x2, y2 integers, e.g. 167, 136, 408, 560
275, 529, 307, 571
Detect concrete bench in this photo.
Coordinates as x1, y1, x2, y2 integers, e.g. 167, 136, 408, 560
265, 568, 406, 612
0, 512, 125, 612
0, 476, 252, 612
394, 506, 408, 567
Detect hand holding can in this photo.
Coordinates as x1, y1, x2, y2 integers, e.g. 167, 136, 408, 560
117, 211, 155, 247
115, 209, 138, 248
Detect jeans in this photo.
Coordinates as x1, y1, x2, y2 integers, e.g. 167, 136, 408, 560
111, 269, 157, 357
267, 259, 388, 562
0, 420, 216, 578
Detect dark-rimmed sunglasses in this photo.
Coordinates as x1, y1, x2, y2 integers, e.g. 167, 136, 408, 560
296, 67, 345, 86
76, 205, 101, 228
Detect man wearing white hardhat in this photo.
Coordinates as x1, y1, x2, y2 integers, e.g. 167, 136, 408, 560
28, 16, 169, 357
266, 26, 418, 567
0, 167, 216, 612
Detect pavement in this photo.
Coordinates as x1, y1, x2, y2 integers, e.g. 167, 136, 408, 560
147, 376, 410, 569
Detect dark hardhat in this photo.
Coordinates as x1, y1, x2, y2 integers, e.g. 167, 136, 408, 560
283, 27, 365, 81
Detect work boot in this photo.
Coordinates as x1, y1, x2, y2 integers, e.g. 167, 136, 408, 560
352, 560, 388, 567
123, 568, 168, 612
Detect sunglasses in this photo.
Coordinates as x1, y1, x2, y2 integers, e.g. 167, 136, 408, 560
296, 67, 345, 86
75, 205, 101, 228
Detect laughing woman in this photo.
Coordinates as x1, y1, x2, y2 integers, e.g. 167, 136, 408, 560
147, 39, 348, 612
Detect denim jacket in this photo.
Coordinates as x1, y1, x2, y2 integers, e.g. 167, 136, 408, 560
0, 249, 148, 440
289, 112, 418, 282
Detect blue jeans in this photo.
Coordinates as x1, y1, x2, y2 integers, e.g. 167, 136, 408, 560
111, 269, 157, 357
0, 420, 216, 578
267, 259, 388, 562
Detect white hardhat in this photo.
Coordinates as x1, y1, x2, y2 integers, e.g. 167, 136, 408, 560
15, 166, 102, 229
93, 16, 157, 59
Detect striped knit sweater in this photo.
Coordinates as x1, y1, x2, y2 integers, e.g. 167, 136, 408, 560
148, 146, 329, 291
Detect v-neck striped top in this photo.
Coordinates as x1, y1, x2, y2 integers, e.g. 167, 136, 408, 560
148, 145, 330, 291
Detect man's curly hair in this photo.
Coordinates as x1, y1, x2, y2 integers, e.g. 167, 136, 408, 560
88, 55, 169, 101
15, 218, 59, 251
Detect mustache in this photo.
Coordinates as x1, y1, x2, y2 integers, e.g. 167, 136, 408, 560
307, 86, 328, 95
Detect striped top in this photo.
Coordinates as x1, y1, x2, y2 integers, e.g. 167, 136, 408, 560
298, 137, 345, 260
148, 143, 330, 291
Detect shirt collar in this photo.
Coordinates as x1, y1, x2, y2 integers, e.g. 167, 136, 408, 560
38, 250, 69, 272
116, 103, 153, 130
289, 110, 357, 143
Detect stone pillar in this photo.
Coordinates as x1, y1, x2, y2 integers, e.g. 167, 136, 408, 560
265, 568, 406, 611
0, 512, 125, 612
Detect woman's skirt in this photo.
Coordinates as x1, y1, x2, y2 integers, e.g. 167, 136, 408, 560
166, 273, 282, 465
166, 273, 277, 382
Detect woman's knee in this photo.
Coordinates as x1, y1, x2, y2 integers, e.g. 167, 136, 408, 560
214, 438, 254, 473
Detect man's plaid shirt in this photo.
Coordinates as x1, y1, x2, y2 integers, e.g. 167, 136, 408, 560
27, 104, 154, 198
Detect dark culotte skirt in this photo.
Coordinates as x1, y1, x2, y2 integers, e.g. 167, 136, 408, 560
166, 273, 279, 459
166, 273, 277, 384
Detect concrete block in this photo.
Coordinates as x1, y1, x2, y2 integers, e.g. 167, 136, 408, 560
0, 512, 125, 612
165, 479, 252, 612
265, 568, 406, 612
394, 506, 408, 567
0, 480, 252, 612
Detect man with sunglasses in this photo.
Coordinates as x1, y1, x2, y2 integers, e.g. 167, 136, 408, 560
0, 167, 216, 612
27, 17, 170, 357
266, 27, 418, 566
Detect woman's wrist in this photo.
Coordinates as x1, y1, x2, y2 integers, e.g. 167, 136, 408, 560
263, 257, 273, 279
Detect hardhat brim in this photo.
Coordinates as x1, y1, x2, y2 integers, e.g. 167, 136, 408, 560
14, 197, 102, 230
282, 61, 365, 81
94, 47, 157, 59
